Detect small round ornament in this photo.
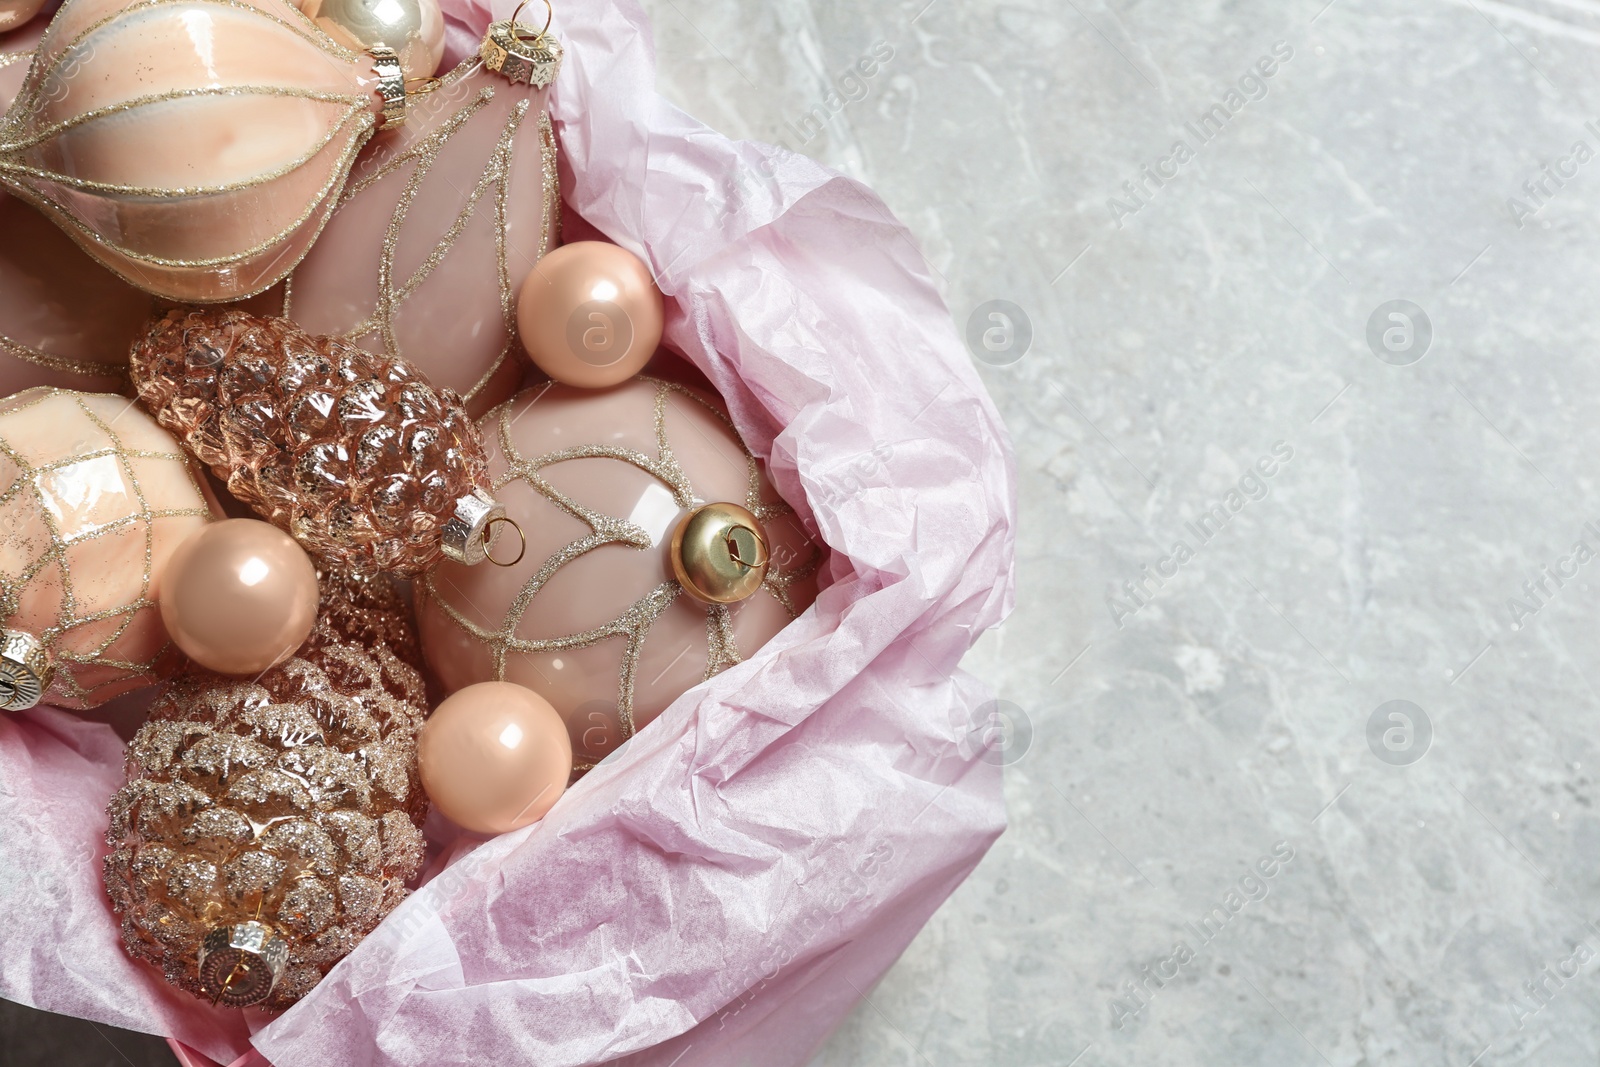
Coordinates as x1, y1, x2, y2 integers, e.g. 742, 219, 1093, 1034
417, 681, 571, 835
417, 378, 825, 774
300, 0, 445, 82
515, 242, 664, 389
0, 0, 44, 35
160, 519, 319, 676
0, 388, 216, 710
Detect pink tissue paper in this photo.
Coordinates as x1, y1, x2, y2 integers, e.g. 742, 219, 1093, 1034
0, 0, 1018, 1063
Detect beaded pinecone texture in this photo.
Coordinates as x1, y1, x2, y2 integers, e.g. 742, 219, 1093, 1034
129, 307, 492, 577
103, 571, 429, 1009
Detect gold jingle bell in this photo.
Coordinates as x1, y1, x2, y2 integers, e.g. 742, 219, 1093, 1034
671, 503, 770, 605
198, 921, 289, 1007
0, 630, 51, 712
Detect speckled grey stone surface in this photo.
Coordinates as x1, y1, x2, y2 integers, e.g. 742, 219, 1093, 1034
638, 0, 1600, 1064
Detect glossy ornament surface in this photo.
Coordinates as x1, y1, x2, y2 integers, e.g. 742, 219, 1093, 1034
0, 0, 43, 34
515, 241, 663, 389
130, 308, 502, 577
284, 41, 562, 416
417, 681, 570, 834
417, 378, 825, 774
105, 569, 429, 1009
0, 0, 394, 303
302, 0, 444, 81
160, 519, 320, 676
0, 389, 215, 709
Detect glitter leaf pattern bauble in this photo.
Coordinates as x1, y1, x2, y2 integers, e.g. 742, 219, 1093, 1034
284, 55, 561, 416
0, 0, 387, 303
104, 570, 429, 1009
130, 307, 499, 577
417, 379, 825, 775
0, 388, 214, 708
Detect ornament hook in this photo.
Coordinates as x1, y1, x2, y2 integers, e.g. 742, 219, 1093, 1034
484, 516, 527, 568
509, 0, 554, 40
724, 524, 769, 571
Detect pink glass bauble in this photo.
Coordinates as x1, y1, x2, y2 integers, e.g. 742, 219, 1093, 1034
0, 389, 217, 709
417, 378, 825, 775
0, 0, 394, 303
515, 241, 663, 390
283, 51, 561, 416
159, 519, 319, 676
417, 681, 571, 834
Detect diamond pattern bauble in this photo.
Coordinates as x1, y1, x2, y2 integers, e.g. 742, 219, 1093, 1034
129, 307, 503, 578
104, 570, 429, 1010
0, 388, 216, 710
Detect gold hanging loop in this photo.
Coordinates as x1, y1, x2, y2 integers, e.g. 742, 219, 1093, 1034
509, 0, 554, 40
484, 516, 528, 568
724, 524, 769, 571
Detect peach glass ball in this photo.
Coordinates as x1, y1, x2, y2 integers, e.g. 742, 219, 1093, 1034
418, 681, 572, 835
0, 389, 216, 707
158, 519, 319, 676
515, 242, 664, 389
417, 378, 824, 774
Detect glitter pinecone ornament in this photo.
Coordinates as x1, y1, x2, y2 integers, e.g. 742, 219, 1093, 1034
129, 307, 508, 578
103, 570, 429, 1009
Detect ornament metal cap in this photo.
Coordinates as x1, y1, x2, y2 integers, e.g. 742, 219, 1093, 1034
0, 629, 51, 711
369, 45, 408, 129
480, 1, 564, 88
441, 488, 506, 566
671, 503, 771, 605
198, 921, 289, 1007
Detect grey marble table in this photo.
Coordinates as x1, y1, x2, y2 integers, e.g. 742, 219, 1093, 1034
637, 0, 1600, 1064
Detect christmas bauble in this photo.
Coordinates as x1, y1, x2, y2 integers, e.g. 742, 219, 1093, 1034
283, 36, 563, 416
515, 241, 663, 390
418, 681, 571, 834
301, 0, 445, 82
0, 389, 216, 710
104, 569, 429, 1009
417, 378, 825, 775
0, 0, 405, 302
160, 519, 320, 676
129, 308, 505, 577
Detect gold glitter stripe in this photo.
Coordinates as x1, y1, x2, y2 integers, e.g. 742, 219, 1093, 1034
0, 332, 129, 379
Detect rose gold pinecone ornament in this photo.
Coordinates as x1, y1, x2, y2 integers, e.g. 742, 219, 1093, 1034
103, 571, 429, 1009
129, 308, 506, 578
